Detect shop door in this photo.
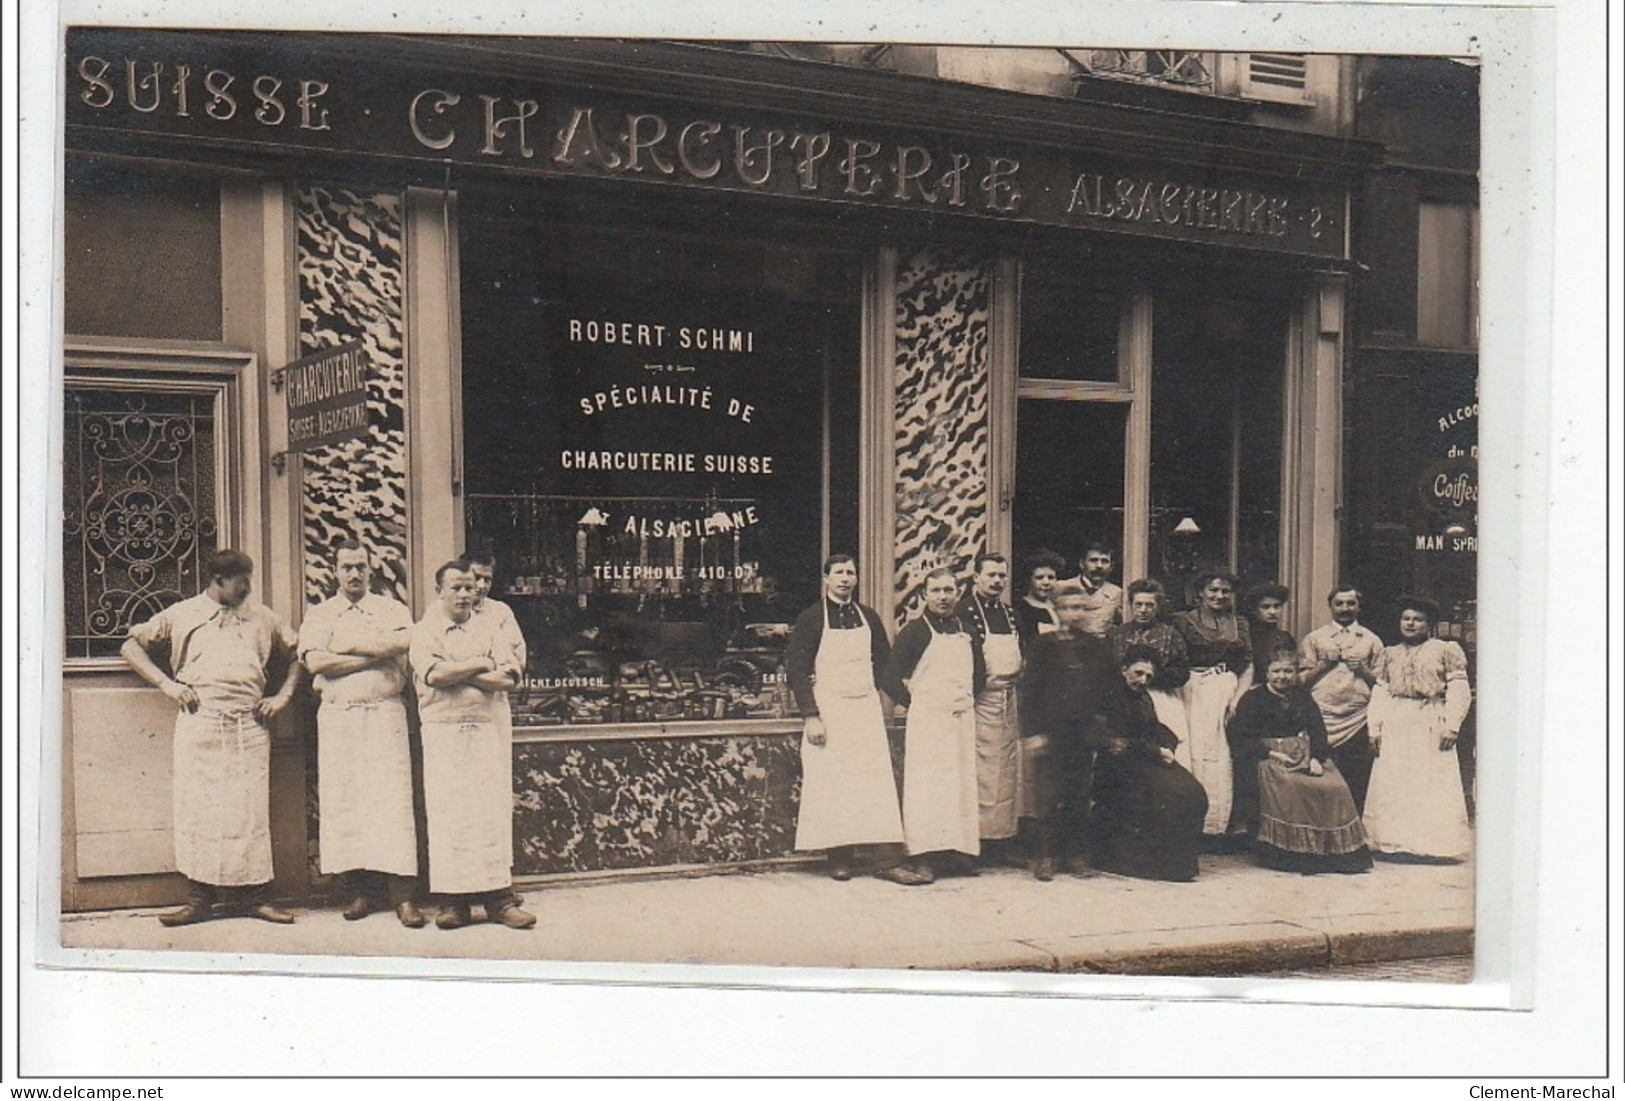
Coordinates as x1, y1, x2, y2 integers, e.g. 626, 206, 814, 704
1149, 297, 1288, 607
1009, 273, 1150, 597
1010, 266, 1290, 613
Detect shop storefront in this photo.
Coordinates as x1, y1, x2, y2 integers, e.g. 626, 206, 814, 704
59, 29, 1379, 907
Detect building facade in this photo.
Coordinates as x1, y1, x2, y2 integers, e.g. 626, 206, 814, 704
59, 31, 1474, 909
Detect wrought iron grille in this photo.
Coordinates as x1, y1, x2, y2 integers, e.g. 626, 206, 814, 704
1068, 49, 1216, 93
63, 387, 219, 659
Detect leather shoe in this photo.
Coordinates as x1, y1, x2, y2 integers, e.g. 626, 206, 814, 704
250, 903, 296, 924
876, 864, 933, 886
1062, 856, 1098, 879
436, 902, 471, 930
491, 904, 537, 930
158, 902, 214, 927
395, 900, 427, 929
341, 895, 375, 921
1030, 856, 1056, 882
827, 859, 853, 882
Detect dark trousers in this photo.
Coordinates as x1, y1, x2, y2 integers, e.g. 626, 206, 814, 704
1329, 726, 1375, 813
343, 869, 418, 906
1031, 735, 1095, 859
441, 888, 518, 914
184, 879, 269, 909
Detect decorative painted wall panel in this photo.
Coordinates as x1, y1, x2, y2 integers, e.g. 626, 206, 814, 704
892, 249, 993, 625
295, 187, 409, 605
511, 728, 905, 875
512, 734, 803, 874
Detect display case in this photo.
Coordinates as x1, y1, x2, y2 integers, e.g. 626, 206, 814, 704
468, 493, 802, 727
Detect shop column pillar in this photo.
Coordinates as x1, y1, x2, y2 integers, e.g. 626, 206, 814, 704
1282, 272, 1348, 638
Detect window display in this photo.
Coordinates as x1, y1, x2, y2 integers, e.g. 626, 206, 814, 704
460, 213, 860, 727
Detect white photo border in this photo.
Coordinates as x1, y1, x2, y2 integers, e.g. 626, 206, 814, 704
8, 0, 1616, 1080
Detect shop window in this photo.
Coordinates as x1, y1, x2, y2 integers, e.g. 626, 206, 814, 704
459, 214, 860, 728
64, 158, 222, 341
1019, 260, 1126, 383
63, 384, 222, 660
1417, 200, 1479, 349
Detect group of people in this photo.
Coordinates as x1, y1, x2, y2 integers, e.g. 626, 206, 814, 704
783, 545, 1475, 886
121, 544, 538, 931
121, 537, 1475, 927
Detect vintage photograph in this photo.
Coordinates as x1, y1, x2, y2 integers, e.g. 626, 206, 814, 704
53, 26, 1483, 984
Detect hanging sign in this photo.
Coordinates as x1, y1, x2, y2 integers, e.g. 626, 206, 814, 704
281, 340, 371, 453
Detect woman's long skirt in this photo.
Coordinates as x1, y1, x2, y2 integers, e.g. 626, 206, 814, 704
1364, 697, 1473, 860
1254, 736, 1372, 874
1087, 755, 1208, 881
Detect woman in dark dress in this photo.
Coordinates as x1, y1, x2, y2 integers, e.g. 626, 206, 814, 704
1084, 645, 1209, 882
1108, 578, 1191, 746
1228, 647, 1372, 874
1243, 582, 1296, 683
1012, 549, 1067, 648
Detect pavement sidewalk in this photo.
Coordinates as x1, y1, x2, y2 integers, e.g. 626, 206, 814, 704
55, 852, 1474, 977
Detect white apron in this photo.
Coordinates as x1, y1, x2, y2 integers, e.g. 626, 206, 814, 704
794, 604, 905, 851
971, 601, 1023, 840
317, 697, 418, 877
902, 622, 980, 857
172, 709, 273, 886
421, 714, 513, 894
1363, 694, 1473, 859
1177, 667, 1236, 835
1148, 688, 1191, 749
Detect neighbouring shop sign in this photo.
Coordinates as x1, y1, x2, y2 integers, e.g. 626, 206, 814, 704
1413, 399, 1478, 554
280, 341, 370, 453
65, 29, 1352, 260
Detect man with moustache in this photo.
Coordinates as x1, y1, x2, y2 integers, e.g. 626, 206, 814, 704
1298, 586, 1385, 812
956, 553, 1024, 861
299, 539, 424, 928
1071, 540, 1124, 639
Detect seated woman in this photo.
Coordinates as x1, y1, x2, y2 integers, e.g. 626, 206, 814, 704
1108, 578, 1191, 746
1228, 647, 1372, 874
1363, 595, 1474, 862
1084, 645, 1209, 882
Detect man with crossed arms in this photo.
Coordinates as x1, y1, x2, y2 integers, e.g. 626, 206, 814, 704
299, 539, 425, 928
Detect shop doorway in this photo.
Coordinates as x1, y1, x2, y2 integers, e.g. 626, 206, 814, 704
1149, 296, 1288, 607
1011, 267, 1289, 612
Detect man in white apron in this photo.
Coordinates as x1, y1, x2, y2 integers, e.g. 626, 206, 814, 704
120, 549, 302, 926
1299, 587, 1385, 812
892, 568, 980, 882
957, 553, 1024, 860
468, 552, 528, 736
410, 560, 536, 930
299, 540, 423, 928
783, 554, 927, 884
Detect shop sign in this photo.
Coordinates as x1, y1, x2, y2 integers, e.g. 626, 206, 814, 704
279, 341, 370, 453
65, 28, 1350, 260
1412, 401, 1477, 554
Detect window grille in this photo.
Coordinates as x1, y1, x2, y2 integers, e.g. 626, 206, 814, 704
1064, 49, 1217, 94
63, 387, 219, 659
